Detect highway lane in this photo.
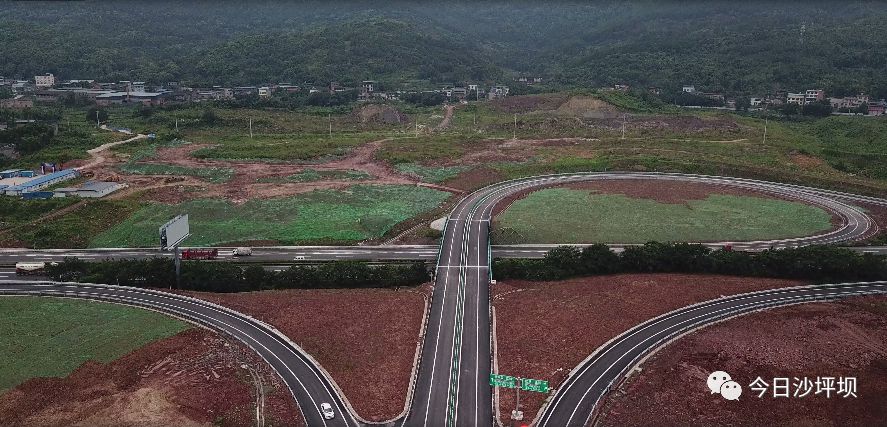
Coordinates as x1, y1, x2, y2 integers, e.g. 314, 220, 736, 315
0, 246, 441, 265
535, 281, 887, 427
0, 281, 361, 427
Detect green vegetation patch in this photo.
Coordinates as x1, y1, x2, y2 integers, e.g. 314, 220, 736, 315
91, 185, 451, 247
0, 197, 79, 230
7, 200, 143, 249
0, 297, 188, 391
259, 169, 373, 183
375, 135, 472, 164
493, 188, 833, 244
190, 133, 380, 162
395, 163, 469, 183
120, 162, 234, 183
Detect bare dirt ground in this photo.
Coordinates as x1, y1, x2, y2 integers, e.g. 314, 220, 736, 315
435, 104, 456, 131
597, 295, 887, 427
442, 165, 506, 191
80, 137, 447, 204
183, 286, 430, 422
0, 328, 301, 427
491, 274, 806, 425
489, 94, 572, 114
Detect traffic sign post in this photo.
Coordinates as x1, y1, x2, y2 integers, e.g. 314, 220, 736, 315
489, 373, 517, 388
489, 373, 549, 425
521, 378, 550, 393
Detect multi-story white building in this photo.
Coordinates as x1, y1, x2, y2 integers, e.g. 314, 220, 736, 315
804, 89, 824, 104
786, 93, 805, 105
34, 73, 55, 88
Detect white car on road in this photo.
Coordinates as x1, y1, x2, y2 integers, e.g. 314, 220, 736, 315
320, 402, 335, 419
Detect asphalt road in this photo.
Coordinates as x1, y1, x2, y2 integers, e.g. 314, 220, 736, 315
2, 172, 886, 426
535, 281, 887, 427
0, 281, 361, 427
2, 244, 886, 267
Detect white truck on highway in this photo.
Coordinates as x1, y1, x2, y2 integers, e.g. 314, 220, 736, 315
15, 261, 57, 275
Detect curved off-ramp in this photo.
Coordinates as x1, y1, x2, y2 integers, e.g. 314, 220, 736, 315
404, 171, 883, 427
534, 281, 887, 426
0, 282, 362, 427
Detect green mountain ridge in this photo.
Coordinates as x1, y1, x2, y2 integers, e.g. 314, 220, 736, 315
1, 1, 886, 97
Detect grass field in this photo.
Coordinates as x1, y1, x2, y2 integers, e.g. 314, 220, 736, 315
492, 188, 834, 244
91, 185, 451, 246
0, 297, 188, 392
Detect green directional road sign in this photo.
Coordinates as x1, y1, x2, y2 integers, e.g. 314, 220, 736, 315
489, 373, 517, 388
521, 378, 550, 393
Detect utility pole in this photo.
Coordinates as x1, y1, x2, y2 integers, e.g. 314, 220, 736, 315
328, 113, 332, 138
249, 117, 253, 139
763, 117, 768, 144
513, 113, 517, 140
96, 110, 99, 127
621, 114, 627, 140
415, 117, 419, 137
175, 118, 179, 132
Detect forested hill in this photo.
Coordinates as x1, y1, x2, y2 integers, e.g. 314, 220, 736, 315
1, 1, 886, 97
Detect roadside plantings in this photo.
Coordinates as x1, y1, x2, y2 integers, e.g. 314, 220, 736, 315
494, 243, 887, 283
46, 258, 430, 292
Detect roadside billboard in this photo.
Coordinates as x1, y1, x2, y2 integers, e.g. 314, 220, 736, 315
159, 214, 190, 250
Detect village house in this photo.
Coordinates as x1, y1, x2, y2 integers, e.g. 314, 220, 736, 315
0, 95, 34, 109
868, 101, 886, 116
804, 89, 825, 104
487, 85, 509, 100
829, 94, 869, 111
786, 92, 805, 105
34, 73, 55, 88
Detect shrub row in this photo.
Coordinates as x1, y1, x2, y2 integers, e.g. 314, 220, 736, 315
493, 243, 887, 283
46, 258, 430, 293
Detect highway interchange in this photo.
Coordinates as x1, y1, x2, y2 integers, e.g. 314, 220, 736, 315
3, 172, 887, 426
